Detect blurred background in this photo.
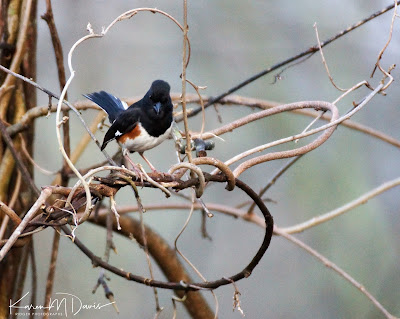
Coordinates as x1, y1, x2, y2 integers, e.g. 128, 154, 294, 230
27, 0, 400, 318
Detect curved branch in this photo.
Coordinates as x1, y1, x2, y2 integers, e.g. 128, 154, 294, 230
169, 162, 205, 198
191, 157, 235, 191
5, 92, 400, 150
62, 177, 274, 291
226, 101, 339, 177
95, 202, 265, 228
91, 214, 214, 319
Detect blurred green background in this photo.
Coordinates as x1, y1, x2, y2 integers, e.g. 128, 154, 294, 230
26, 0, 400, 318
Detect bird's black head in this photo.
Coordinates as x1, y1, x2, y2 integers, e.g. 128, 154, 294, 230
145, 80, 173, 118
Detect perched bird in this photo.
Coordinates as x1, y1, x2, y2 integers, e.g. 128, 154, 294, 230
84, 80, 174, 172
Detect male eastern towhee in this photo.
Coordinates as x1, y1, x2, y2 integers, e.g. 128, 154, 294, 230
84, 80, 174, 172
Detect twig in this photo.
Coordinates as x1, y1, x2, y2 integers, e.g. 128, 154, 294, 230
138, 167, 171, 197
20, 135, 58, 175
185, 78, 207, 137
223, 277, 245, 316
187, 1, 400, 116
0, 188, 52, 261
0, 64, 116, 164
191, 157, 235, 191
11, 246, 30, 318
173, 190, 219, 319
90, 214, 214, 318
230, 101, 339, 177
371, 1, 398, 78
247, 155, 302, 215
180, 0, 193, 164
41, 0, 71, 186
274, 228, 397, 319
136, 188, 163, 313
314, 23, 346, 92
43, 230, 60, 317
0, 201, 21, 226
62, 177, 274, 291
0, 119, 40, 196
95, 202, 265, 228
0, 0, 33, 111
280, 176, 400, 234
178, 93, 400, 149
169, 162, 205, 197
109, 196, 121, 230
29, 242, 38, 319
231, 83, 386, 177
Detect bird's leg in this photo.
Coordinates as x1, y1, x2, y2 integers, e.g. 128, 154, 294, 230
122, 149, 144, 182
139, 152, 158, 173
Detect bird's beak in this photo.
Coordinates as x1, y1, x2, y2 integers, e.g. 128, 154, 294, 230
153, 102, 161, 114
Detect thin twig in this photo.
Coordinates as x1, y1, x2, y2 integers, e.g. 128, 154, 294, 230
0, 119, 40, 195
43, 231, 60, 317
95, 202, 265, 228
231, 83, 386, 177
371, 0, 398, 77
0, 64, 116, 164
280, 176, 400, 234
0, 188, 52, 261
247, 155, 302, 215
61, 177, 274, 291
187, 1, 400, 116
173, 190, 219, 319
42, 0, 71, 186
169, 162, 205, 197
274, 228, 397, 319
314, 22, 346, 92
181, 0, 193, 164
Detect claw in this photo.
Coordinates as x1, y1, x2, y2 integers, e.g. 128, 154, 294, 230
123, 155, 144, 183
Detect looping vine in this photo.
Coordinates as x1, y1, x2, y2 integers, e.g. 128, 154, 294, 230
58, 173, 273, 291
169, 162, 206, 198
191, 157, 236, 191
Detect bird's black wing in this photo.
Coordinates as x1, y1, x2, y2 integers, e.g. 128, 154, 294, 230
83, 91, 126, 123
101, 108, 141, 150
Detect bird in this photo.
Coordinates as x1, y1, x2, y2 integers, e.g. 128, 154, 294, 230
83, 80, 174, 173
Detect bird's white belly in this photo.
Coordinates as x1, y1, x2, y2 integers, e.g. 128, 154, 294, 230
120, 123, 172, 153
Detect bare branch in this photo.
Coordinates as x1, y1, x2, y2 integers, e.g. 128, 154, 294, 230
274, 228, 398, 319
280, 176, 400, 234
0, 188, 52, 261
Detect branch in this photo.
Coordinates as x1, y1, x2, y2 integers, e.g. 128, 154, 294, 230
187, 1, 400, 116
61, 177, 274, 291
280, 176, 400, 234
0, 188, 52, 261
91, 214, 214, 319
274, 228, 398, 319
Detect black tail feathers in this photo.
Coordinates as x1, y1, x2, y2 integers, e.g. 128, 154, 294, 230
83, 91, 126, 123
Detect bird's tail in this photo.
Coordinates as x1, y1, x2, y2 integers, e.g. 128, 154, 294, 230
83, 91, 126, 123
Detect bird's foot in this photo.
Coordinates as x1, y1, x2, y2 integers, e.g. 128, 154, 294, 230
124, 155, 145, 183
